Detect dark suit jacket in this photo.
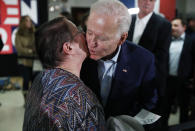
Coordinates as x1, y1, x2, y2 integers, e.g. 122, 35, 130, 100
127, 13, 172, 97
81, 41, 158, 118
192, 34, 195, 89
173, 33, 195, 79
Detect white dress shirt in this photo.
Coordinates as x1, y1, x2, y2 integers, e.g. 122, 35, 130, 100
169, 33, 185, 76
133, 12, 153, 44
97, 46, 121, 106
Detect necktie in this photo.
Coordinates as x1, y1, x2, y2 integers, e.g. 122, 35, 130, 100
100, 61, 115, 106
172, 37, 183, 41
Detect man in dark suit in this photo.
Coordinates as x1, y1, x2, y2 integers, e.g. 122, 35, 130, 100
127, 0, 172, 115
81, 0, 157, 119
163, 18, 195, 127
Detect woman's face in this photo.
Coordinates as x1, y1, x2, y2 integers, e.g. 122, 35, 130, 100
67, 20, 89, 59
25, 17, 32, 29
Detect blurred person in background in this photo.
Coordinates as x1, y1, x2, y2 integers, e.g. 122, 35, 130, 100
127, 0, 172, 130
127, 0, 171, 115
186, 17, 195, 35
15, 15, 35, 102
164, 18, 195, 128
23, 17, 106, 131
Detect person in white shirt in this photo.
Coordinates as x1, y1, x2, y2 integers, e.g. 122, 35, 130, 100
127, 1, 172, 130
164, 18, 195, 128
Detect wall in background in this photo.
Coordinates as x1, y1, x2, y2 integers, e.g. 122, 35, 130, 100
176, 0, 186, 18
48, 0, 96, 20
176, 0, 195, 19
186, 0, 195, 18
160, 0, 176, 20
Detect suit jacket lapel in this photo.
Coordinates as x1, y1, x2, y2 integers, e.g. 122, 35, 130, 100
128, 15, 136, 41
178, 34, 190, 67
106, 43, 131, 105
92, 61, 101, 98
84, 59, 101, 99
139, 13, 156, 48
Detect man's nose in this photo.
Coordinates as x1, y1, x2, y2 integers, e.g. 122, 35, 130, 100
89, 41, 97, 48
89, 35, 97, 48
172, 26, 176, 31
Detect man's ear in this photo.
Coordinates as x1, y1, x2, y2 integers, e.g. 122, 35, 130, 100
118, 32, 128, 45
62, 42, 72, 54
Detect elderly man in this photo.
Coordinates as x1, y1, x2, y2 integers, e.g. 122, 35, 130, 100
127, 0, 172, 116
23, 17, 106, 131
81, 0, 157, 119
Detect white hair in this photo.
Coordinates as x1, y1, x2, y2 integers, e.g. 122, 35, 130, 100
90, 0, 131, 37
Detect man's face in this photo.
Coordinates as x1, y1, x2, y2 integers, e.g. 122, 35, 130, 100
86, 13, 120, 60
171, 19, 186, 38
138, 0, 155, 16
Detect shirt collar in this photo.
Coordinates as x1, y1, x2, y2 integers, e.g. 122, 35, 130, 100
172, 33, 185, 41
99, 45, 121, 63
180, 33, 185, 40
136, 12, 153, 24
111, 45, 121, 63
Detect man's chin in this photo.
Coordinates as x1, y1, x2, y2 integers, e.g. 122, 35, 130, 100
89, 55, 100, 61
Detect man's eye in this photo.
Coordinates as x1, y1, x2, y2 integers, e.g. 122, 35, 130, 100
98, 37, 108, 41
99, 38, 106, 41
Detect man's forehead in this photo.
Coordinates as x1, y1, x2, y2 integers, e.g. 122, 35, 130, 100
88, 14, 104, 24
172, 19, 182, 25
88, 13, 111, 22
88, 13, 117, 27
97, 18, 104, 25
87, 13, 118, 35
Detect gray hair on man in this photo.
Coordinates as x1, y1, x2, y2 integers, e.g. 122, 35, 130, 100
90, 0, 131, 37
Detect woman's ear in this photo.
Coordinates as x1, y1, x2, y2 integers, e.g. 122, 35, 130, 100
62, 42, 72, 54
118, 32, 128, 45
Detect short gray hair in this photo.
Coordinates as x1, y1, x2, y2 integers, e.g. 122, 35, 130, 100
90, 0, 131, 37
